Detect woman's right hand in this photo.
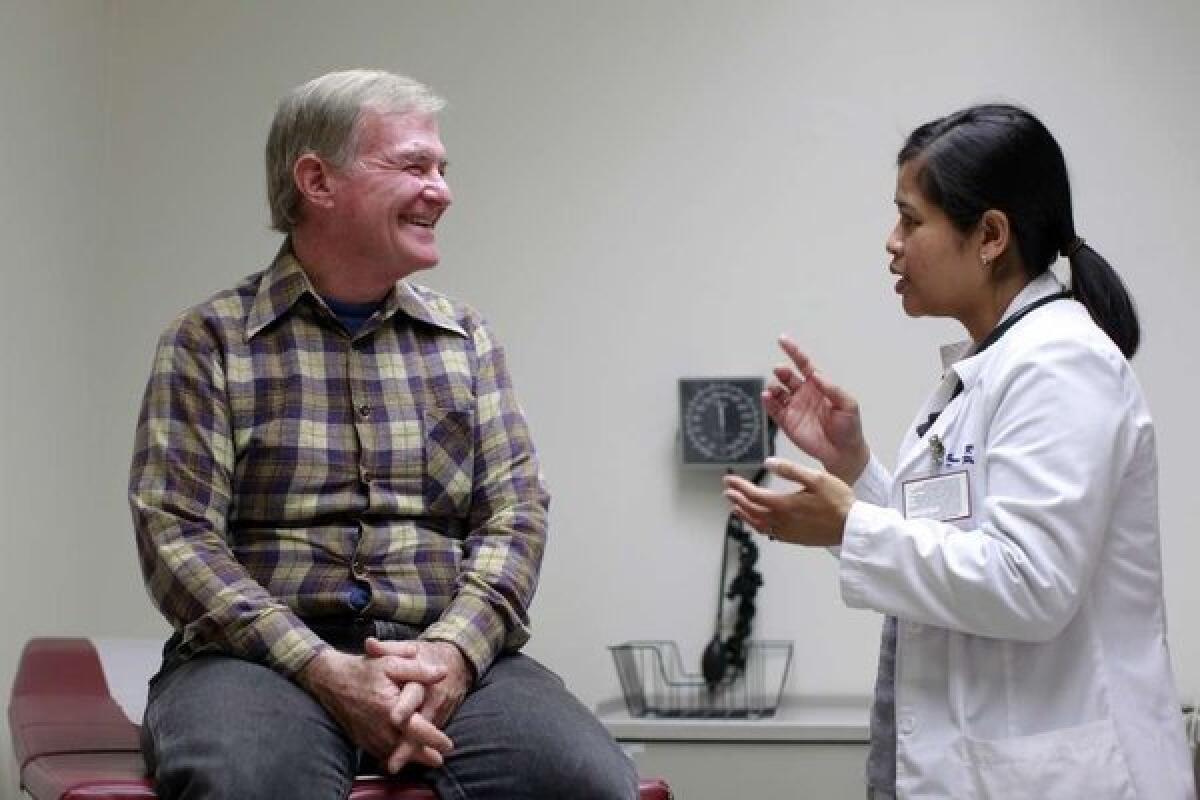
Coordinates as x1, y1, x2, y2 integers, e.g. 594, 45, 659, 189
765, 335, 869, 484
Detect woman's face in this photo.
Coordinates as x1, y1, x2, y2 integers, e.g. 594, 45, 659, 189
886, 160, 988, 327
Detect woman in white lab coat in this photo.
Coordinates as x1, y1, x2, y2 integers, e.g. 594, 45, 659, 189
724, 104, 1195, 799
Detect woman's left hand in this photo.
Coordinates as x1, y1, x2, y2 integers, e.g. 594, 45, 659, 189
723, 457, 855, 546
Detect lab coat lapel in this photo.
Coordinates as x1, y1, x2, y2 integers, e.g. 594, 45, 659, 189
893, 341, 972, 480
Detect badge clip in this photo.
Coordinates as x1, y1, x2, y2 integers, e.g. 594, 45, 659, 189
929, 434, 945, 466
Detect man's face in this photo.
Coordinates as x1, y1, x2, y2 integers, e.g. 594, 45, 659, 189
328, 109, 452, 280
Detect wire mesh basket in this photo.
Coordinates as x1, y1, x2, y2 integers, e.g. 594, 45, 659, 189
608, 639, 792, 718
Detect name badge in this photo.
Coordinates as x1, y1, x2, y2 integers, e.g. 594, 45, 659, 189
902, 470, 970, 522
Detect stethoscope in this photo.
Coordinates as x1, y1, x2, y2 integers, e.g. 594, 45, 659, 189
915, 290, 1072, 438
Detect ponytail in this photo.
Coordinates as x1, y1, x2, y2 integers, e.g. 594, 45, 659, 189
1066, 238, 1140, 358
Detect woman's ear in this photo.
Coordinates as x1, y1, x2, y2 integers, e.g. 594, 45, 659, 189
293, 153, 336, 211
978, 209, 1011, 265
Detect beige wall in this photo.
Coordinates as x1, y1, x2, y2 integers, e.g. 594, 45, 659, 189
5, 1, 1200, 796
0, 2, 155, 794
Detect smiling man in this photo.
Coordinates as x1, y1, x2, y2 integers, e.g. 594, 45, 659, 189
129, 70, 636, 800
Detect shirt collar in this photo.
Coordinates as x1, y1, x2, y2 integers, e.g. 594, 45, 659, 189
384, 281, 467, 338
245, 243, 315, 339
246, 241, 467, 340
945, 271, 1068, 387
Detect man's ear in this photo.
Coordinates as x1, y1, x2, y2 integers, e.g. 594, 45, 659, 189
978, 209, 1011, 265
293, 153, 336, 210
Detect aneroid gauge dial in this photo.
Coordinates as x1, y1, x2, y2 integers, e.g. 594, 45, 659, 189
679, 377, 767, 467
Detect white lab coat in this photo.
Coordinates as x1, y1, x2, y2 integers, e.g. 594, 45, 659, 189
840, 272, 1195, 799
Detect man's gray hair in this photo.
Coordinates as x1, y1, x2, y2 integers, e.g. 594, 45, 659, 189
266, 69, 445, 233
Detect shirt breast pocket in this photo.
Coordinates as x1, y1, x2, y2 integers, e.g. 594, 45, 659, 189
422, 406, 475, 516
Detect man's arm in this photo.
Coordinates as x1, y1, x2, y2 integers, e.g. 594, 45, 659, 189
420, 318, 550, 679
129, 314, 325, 676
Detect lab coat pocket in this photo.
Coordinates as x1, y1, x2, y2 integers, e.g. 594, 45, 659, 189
958, 718, 1136, 800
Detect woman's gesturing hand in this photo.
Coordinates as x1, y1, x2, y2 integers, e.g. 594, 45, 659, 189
723, 457, 855, 547
764, 335, 869, 484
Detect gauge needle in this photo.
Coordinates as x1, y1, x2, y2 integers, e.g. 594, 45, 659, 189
717, 400, 726, 441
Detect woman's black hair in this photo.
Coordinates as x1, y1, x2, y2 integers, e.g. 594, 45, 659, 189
898, 104, 1139, 358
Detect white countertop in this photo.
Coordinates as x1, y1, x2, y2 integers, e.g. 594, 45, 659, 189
595, 694, 871, 742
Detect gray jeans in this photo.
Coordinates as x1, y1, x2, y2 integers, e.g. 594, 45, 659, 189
142, 627, 637, 800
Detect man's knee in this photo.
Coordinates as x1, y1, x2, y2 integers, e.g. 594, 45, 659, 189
149, 709, 356, 800
144, 655, 355, 800
519, 742, 639, 800
153, 741, 330, 800
443, 654, 639, 799
438, 727, 637, 800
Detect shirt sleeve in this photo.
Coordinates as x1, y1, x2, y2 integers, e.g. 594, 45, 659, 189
129, 314, 326, 676
839, 334, 1140, 641
420, 319, 549, 677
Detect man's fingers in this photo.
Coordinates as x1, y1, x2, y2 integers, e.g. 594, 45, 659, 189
364, 637, 418, 659
384, 725, 453, 773
367, 638, 449, 686
404, 712, 454, 755
385, 740, 422, 773
388, 682, 427, 728
380, 655, 446, 686
410, 744, 451, 768
381, 712, 452, 772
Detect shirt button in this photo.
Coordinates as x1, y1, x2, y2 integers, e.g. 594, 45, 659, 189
351, 558, 367, 579
357, 404, 372, 419
898, 712, 915, 735
360, 469, 372, 484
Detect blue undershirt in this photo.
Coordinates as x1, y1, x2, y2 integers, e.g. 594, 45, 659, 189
323, 294, 383, 337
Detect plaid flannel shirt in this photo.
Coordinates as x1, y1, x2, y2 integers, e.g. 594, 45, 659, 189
129, 248, 549, 678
